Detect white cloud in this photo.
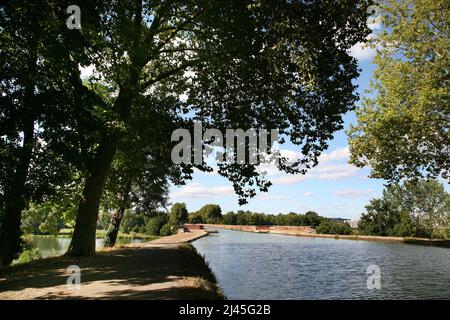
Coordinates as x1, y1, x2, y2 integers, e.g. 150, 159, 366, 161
314, 164, 360, 180
349, 41, 377, 61
348, 32, 380, 61
333, 188, 373, 198
257, 194, 291, 201
303, 192, 316, 197
271, 146, 362, 185
273, 174, 308, 185
318, 146, 349, 163
171, 183, 233, 199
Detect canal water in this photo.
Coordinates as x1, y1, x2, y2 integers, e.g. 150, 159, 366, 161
31, 237, 143, 258
192, 228, 450, 299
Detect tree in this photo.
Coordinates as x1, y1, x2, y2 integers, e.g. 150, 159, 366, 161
0, 0, 87, 265
358, 198, 401, 236
0, 1, 370, 258
145, 213, 169, 236
58, 0, 370, 257
316, 219, 353, 235
348, 0, 450, 182
304, 211, 323, 227
222, 212, 237, 225
358, 179, 450, 238
119, 210, 145, 234
102, 94, 189, 247
190, 204, 223, 224
69, 0, 370, 256
168, 203, 189, 229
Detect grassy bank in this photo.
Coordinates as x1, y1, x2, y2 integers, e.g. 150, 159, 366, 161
177, 243, 225, 299
0, 241, 224, 300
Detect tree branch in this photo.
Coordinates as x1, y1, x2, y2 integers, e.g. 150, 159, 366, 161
140, 59, 200, 90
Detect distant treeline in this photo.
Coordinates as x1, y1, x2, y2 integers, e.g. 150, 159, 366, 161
108, 204, 353, 236
219, 210, 323, 227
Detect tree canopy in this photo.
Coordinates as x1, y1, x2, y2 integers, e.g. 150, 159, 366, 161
348, 0, 449, 182
0, 0, 371, 263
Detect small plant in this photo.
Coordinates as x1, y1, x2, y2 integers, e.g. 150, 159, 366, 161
12, 248, 41, 265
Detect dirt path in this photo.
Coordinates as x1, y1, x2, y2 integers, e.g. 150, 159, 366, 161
0, 231, 221, 300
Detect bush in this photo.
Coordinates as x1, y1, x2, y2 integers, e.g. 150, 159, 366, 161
13, 248, 41, 265
12, 239, 41, 265
145, 213, 169, 236
316, 220, 353, 235
160, 223, 174, 236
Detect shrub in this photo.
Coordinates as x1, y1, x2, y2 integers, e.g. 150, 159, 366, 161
160, 223, 175, 236
13, 248, 41, 265
316, 219, 353, 235
145, 213, 169, 236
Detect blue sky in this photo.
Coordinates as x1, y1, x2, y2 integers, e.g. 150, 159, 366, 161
169, 42, 385, 220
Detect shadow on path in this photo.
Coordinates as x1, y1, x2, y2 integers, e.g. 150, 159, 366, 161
0, 244, 221, 300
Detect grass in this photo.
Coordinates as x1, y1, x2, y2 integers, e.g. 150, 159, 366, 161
177, 243, 225, 299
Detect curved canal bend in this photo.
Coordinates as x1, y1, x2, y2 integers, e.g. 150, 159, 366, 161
192, 228, 450, 299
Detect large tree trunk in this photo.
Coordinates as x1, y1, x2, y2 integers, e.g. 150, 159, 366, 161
0, 40, 37, 266
0, 116, 35, 266
104, 182, 132, 247
103, 207, 126, 248
66, 90, 132, 257
65, 133, 119, 257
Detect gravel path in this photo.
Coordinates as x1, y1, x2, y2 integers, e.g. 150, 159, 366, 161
0, 231, 219, 300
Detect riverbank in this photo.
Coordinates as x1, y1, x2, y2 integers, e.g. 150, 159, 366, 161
200, 224, 450, 247
0, 231, 223, 300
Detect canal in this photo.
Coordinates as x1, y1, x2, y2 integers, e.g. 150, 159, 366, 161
192, 228, 450, 299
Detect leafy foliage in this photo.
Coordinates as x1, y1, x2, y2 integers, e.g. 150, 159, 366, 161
316, 219, 353, 235
220, 210, 325, 227
188, 204, 223, 224
1, 0, 372, 259
168, 203, 189, 228
348, 0, 450, 181
358, 179, 450, 238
